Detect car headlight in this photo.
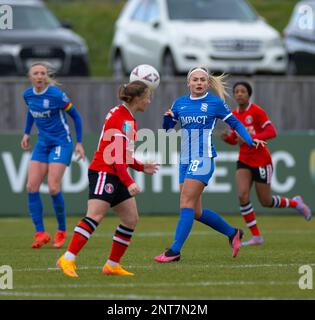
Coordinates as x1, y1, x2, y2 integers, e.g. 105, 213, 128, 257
179, 36, 205, 48
0, 44, 21, 55
266, 38, 284, 49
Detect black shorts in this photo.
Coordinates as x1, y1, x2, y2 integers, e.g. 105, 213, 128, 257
88, 169, 132, 207
236, 161, 273, 184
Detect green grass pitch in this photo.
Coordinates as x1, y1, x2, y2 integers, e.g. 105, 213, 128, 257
0, 215, 314, 300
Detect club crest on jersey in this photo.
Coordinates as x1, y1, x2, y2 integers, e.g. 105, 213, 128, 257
245, 115, 253, 125
123, 121, 133, 133
104, 183, 114, 194
62, 92, 70, 103
43, 99, 50, 108
201, 103, 208, 112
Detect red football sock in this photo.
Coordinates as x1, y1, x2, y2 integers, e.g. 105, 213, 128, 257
272, 196, 297, 208
240, 203, 260, 237
108, 225, 134, 263
67, 217, 98, 256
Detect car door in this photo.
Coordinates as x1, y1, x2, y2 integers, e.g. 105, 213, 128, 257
124, 0, 163, 70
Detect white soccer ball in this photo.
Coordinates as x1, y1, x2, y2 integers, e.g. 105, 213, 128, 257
129, 64, 160, 91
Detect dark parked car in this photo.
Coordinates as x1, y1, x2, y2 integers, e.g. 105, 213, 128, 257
284, 0, 315, 75
0, 0, 89, 76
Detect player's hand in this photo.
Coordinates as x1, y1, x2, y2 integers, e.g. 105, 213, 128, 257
220, 130, 230, 141
128, 183, 141, 197
164, 109, 174, 117
253, 139, 267, 149
75, 143, 85, 161
143, 163, 160, 175
21, 134, 31, 150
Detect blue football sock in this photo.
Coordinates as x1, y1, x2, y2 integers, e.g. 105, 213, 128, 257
197, 208, 235, 238
52, 192, 66, 231
170, 208, 195, 254
28, 192, 44, 232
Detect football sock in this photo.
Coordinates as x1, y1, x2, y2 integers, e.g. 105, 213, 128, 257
64, 251, 76, 261
197, 208, 235, 238
170, 208, 194, 254
52, 192, 66, 231
28, 192, 44, 232
272, 196, 297, 208
66, 217, 98, 257
108, 225, 134, 263
240, 202, 260, 236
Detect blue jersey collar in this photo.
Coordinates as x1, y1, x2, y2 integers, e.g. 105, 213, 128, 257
189, 92, 208, 100
33, 85, 50, 96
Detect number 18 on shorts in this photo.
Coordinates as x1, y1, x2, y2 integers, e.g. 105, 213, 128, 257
179, 158, 215, 185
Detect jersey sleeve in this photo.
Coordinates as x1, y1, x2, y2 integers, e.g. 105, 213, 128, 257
56, 89, 73, 112
215, 99, 233, 122
171, 101, 179, 121
256, 108, 272, 129
163, 101, 179, 130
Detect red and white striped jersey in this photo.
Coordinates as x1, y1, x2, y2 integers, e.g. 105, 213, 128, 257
89, 104, 143, 187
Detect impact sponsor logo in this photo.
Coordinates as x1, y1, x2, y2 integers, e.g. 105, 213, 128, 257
180, 115, 207, 126
30, 110, 51, 118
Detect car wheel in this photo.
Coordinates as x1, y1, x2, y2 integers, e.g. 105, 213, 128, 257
162, 52, 177, 77
287, 57, 297, 75
112, 53, 126, 79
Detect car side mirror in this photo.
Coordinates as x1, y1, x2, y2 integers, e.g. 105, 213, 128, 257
151, 19, 160, 29
61, 21, 72, 29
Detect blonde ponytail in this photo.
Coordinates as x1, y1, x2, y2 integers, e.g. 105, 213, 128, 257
209, 73, 229, 101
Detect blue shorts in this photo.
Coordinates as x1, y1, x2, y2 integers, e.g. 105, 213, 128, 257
179, 158, 215, 185
31, 143, 73, 166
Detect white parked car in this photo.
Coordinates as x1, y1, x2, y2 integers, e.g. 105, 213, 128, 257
110, 0, 287, 77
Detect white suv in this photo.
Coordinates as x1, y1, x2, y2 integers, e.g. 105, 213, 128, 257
110, 0, 287, 77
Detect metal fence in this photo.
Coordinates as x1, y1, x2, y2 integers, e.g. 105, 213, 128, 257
0, 76, 315, 134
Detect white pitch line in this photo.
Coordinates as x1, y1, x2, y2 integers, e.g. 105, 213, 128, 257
2, 229, 315, 239
91, 230, 315, 238
0, 291, 194, 300
2, 291, 311, 301
16, 280, 298, 290
11, 262, 315, 273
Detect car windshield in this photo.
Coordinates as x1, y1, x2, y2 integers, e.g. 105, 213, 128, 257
166, 0, 258, 22
10, 5, 61, 30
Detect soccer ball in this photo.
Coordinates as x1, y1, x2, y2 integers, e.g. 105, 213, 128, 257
129, 64, 160, 91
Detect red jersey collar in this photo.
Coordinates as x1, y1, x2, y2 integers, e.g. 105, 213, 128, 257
237, 103, 252, 114
121, 103, 135, 119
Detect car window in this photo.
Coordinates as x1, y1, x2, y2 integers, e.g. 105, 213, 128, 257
130, 0, 148, 22
131, 0, 159, 23
10, 5, 61, 30
166, 0, 257, 22
147, 0, 160, 23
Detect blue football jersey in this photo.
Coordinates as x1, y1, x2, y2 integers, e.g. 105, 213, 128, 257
171, 92, 232, 162
23, 85, 74, 146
